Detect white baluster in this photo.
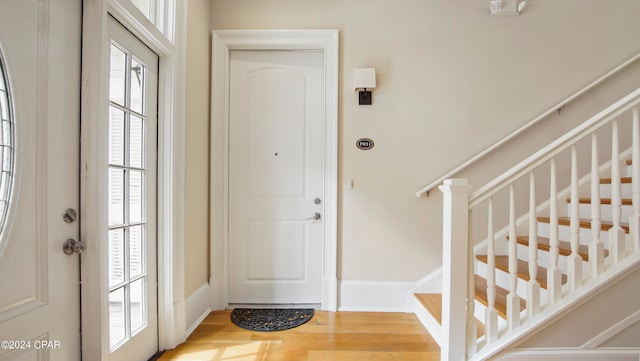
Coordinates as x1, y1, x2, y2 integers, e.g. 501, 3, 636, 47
527, 172, 540, 319
466, 209, 476, 358
610, 119, 626, 264
589, 132, 604, 278
507, 185, 520, 330
568, 146, 583, 290
548, 158, 562, 304
485, 198, 498, 344
631, 107, 640, 253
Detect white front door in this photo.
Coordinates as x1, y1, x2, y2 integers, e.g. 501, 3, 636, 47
0, 0, 81, 360
106, 16, 159, 361
228, 50, 325, 306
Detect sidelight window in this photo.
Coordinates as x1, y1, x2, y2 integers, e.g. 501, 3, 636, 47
108, 42, 150, 350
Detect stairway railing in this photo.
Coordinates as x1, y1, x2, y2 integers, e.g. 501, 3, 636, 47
417, 52, 640, 198
440, 88, 640, 361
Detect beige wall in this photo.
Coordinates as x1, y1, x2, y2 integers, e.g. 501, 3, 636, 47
184, 0, 211, 297
208, 0, 640, 282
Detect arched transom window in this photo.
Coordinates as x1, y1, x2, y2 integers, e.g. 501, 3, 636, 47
0, 50, 15, 244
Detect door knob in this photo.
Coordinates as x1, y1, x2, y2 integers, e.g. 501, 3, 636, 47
63, 238, 86, 255
306, 212, 321, 221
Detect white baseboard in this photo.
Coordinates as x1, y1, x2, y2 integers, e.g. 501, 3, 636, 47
495, 347, 640, 361
338, 280, 416, 312
184, 282, 212, 337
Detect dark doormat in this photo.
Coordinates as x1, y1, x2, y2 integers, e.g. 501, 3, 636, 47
230, 308, 314, 332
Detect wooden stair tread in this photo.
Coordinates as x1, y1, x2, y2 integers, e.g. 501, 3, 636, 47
476, 255, 567, 289
515, 235, 608, 261
600, 177, 632, 184
415, 294, 443, 324
568, 197, 632, 205
414, 293, 485, 337
474, 274, 525, 319
537, 216, 629, 233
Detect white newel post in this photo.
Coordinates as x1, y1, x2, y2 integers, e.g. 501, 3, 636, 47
440, 179, 473, 361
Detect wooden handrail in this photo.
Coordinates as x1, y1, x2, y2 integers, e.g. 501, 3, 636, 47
416, 52, 640, 198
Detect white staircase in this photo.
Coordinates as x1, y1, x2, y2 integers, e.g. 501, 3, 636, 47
414, 89, 640, 360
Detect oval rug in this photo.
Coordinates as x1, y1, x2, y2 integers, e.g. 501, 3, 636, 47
230, 308, 314, 332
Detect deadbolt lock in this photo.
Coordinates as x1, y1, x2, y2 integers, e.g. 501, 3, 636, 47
63, 208, 77, 223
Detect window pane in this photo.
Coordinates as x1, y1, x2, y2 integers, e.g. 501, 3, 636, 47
129, 170, 144, 223
109, 107, 125, 166
129, 225, 144, 279
0, 90, 7, 121
0, 170, 9, 201
1, 147, 11, 173
109, 287, 126, 348
109, 229, 125, 288
109, 45, 126, 106
130, 58, 144, 115
130, 115, 144, 168
130, 278, 146, 334
109, 168, 125, 226
1, 120, 11, 146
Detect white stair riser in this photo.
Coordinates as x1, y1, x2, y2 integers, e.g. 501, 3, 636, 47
472, 298, 508, 330
537, 223, 597, 245
515, 244, 570, 274
575, 203, 634, 223
537, 221, 631, 244
599, 182, 632, 198
475, 261, 529, 299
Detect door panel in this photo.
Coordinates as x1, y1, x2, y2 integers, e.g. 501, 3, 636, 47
107, 16, 158, 361
229, 50, 324, 305
0, 0, 80, 360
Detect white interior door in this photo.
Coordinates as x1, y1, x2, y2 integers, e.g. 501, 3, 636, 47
107, 16, 159, 361
228, 50, 325, 306
0, 0, 81, 360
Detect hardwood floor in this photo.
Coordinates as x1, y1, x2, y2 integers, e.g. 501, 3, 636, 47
159, 310, 440, 361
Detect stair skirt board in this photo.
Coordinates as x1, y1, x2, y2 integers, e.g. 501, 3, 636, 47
495, 348, 640, 361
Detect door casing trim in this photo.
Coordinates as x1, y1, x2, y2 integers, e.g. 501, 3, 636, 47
210, 29, 339, 311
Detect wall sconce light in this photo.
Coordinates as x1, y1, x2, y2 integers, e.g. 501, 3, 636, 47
490, 0, 527, 15
354, 68, 376, 105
